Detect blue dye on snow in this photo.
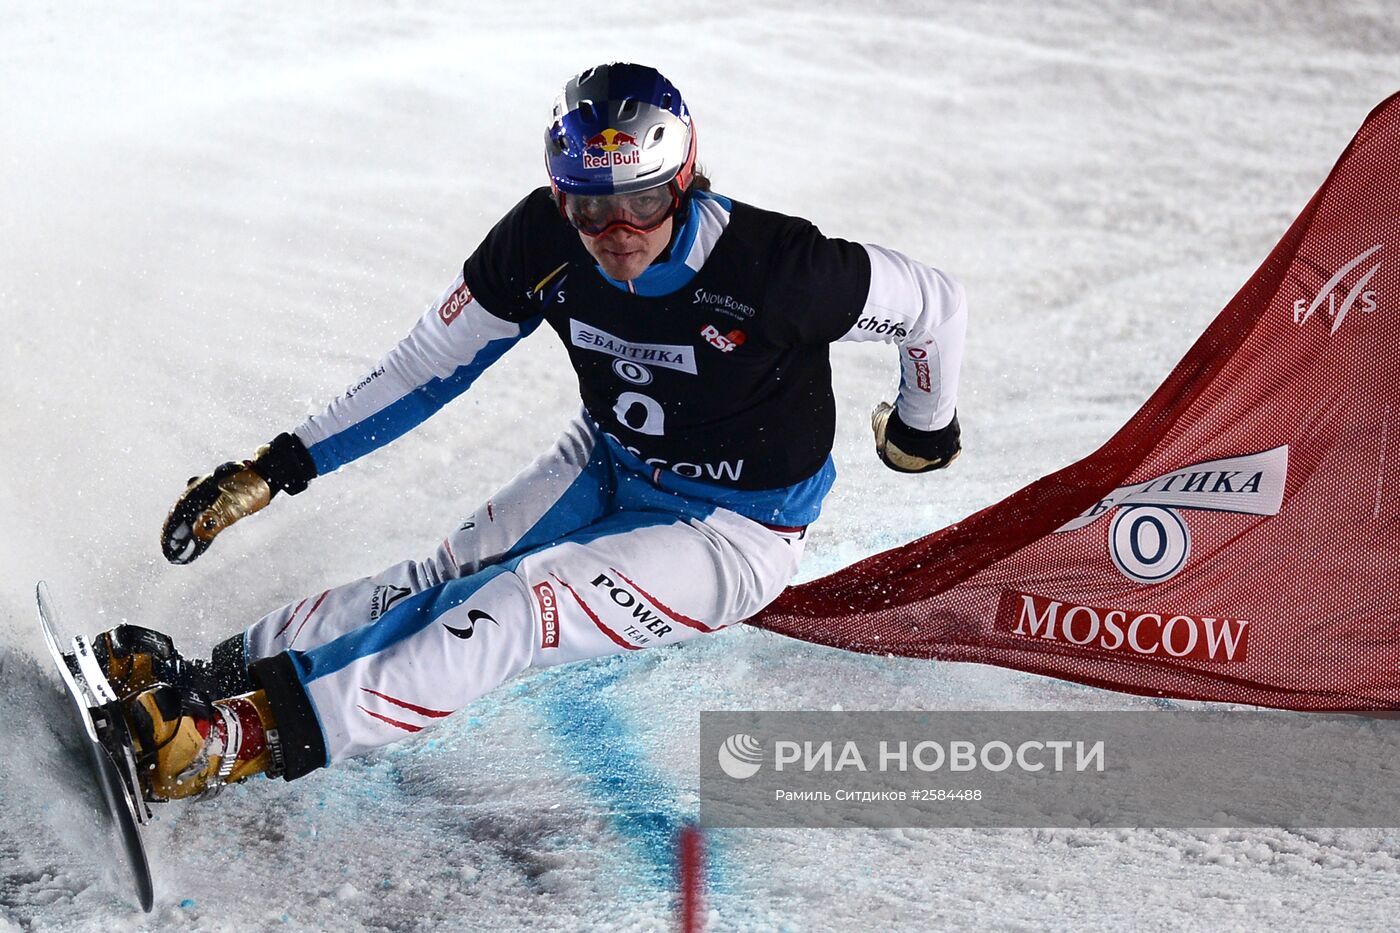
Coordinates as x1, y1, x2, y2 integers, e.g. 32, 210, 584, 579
531, 657, 725, 895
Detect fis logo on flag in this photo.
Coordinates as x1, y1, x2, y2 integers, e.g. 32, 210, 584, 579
1058, 446, 1288, 584
1293, 245, 1382, 336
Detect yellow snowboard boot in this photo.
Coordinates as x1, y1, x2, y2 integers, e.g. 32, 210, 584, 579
93, 625, 206, 699
94, 624, 254, 705
124, 685, 282, 801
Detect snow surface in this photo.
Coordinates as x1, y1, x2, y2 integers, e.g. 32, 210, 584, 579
2, 1, 1399, 929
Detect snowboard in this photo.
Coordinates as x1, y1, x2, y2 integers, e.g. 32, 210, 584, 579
36, 581, 155, 912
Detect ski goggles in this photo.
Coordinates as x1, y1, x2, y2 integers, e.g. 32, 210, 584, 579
560, 185, 681, 237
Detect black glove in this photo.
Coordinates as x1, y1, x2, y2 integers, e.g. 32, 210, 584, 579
872, 403, 962, 473
160, 433, 316, 564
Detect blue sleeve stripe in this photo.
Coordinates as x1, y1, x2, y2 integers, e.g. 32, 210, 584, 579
289, 509, 683, 687
306, 323, 538, 475
291, 565, 513, 685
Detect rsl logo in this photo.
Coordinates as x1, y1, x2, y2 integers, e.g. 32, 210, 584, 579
701, 324, 746, 353
1058, 446, 1289, 584
1294, 245, 1382, 336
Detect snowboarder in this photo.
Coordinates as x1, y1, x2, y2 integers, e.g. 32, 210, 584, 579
94, 63, 968, 801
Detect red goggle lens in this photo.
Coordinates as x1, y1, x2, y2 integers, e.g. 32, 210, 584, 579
562, 186, 680, 237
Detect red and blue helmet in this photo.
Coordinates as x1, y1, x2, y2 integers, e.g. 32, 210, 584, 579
545, 63, 698, 200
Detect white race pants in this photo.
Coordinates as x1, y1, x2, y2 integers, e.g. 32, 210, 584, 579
243, 415, 806, 768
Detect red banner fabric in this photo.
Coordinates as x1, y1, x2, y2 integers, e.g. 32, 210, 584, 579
752, 93, 1400, 711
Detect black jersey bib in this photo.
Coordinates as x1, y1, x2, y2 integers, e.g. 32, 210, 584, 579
464, 189, 871, 491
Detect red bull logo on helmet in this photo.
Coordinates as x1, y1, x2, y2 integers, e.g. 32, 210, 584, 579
583, 127, 641, 170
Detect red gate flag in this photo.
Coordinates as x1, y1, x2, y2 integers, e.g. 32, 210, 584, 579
753, 93, 1400, 711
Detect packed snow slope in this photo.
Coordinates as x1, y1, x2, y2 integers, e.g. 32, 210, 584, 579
2, 2, 1398, 930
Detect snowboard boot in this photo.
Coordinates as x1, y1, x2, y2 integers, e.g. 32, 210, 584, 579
124, 684, 283, 801
94, 624, 252, 701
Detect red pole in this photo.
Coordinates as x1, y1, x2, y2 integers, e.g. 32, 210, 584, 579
677, 825, 706, 933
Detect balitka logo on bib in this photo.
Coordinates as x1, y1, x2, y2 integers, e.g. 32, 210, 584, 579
569, 320, 697, 373
583, 128, 641, 170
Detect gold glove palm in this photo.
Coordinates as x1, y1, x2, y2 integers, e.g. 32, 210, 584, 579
160, 458, 272, 564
